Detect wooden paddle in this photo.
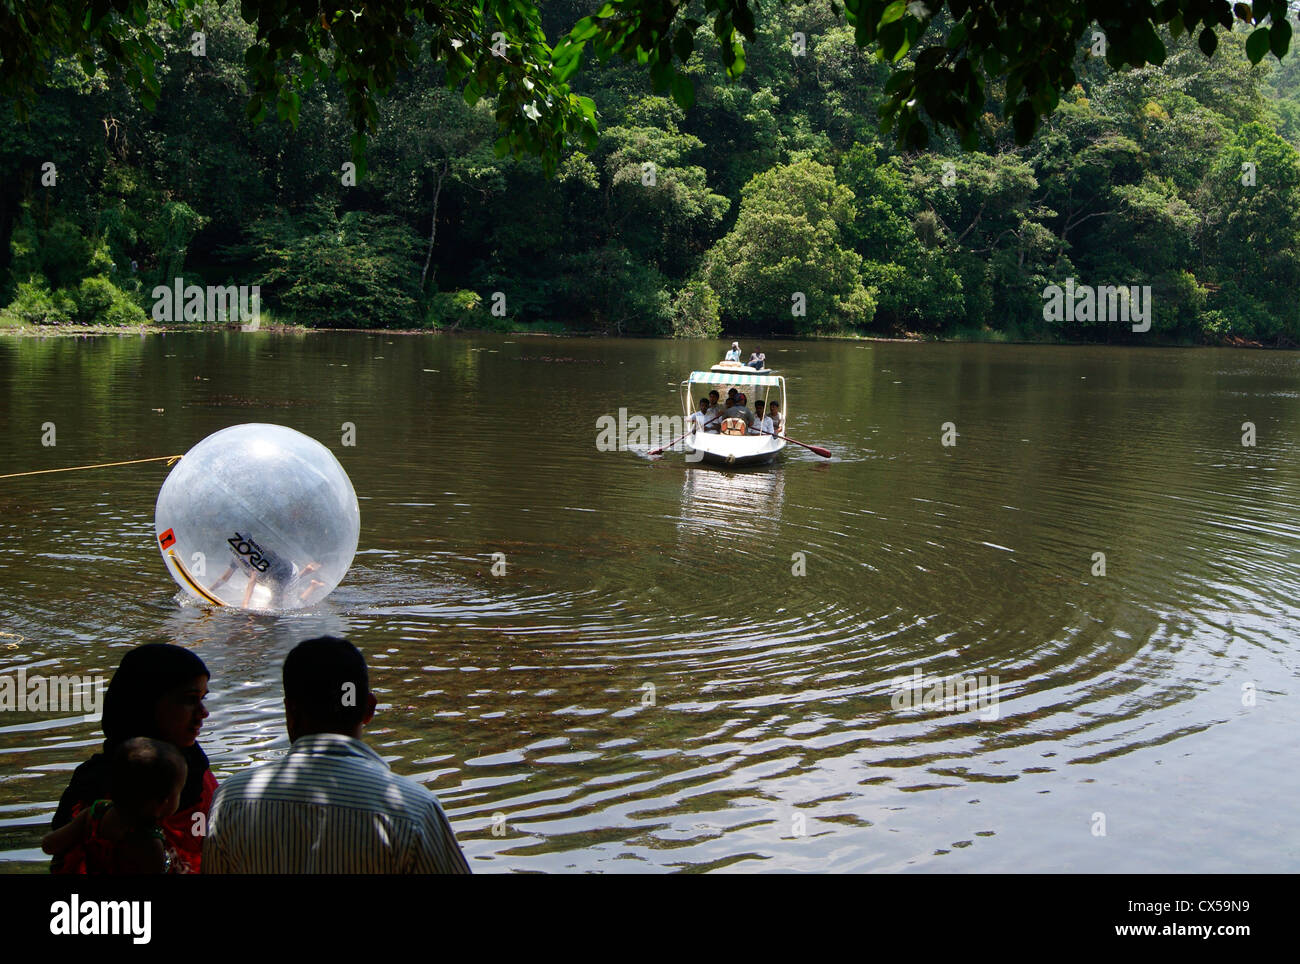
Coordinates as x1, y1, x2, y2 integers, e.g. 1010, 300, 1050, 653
757, 426, 832, 459
649, 413, 723, 456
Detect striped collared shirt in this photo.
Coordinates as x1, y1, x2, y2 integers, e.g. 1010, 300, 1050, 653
202, 732, 470, 874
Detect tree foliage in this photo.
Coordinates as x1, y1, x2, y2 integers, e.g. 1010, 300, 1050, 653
6, 2, 1300, 344
703, 158, 875, 333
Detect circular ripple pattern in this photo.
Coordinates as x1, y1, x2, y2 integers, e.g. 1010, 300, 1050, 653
1, 335, 1298, 872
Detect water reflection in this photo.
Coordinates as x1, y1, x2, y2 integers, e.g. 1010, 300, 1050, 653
676, 464, 786, 538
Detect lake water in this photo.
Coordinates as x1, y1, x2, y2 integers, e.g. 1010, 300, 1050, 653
1, 332, 1298, 872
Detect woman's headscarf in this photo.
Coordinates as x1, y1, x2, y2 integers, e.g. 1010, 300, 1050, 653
52, 644, 211, 832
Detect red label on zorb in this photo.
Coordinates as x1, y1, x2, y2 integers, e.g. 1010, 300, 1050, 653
159, 528, 176, 550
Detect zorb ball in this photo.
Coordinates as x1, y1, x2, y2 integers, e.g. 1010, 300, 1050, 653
155, 424, 360, 611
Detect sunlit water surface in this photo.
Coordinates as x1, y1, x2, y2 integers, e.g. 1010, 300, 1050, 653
1, 333, 1298, 872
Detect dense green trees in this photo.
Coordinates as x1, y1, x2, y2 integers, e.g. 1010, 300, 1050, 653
6, 2, 1300, 344
7, 3, 1300, 163
703, 158, 875, 333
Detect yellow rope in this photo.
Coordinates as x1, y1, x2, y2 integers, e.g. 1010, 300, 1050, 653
0, 454, 183, 480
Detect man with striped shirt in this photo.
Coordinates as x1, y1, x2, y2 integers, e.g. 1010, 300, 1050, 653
202, 636, 470, 874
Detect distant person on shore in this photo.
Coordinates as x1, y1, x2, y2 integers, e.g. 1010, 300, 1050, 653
43, 737, 188, 874
203, 636, 469, 874
724, 341, 741, 362
50, 644, 215, 874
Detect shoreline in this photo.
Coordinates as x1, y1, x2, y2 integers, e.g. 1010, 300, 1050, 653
0, 322, 1287, 350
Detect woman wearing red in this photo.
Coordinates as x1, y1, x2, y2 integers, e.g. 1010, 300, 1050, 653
49, 643, 216, 874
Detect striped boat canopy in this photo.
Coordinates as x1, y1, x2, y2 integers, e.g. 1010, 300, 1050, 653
688, 370, 783, 387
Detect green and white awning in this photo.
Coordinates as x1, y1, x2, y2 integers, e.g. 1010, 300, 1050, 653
688, 370, 783, 387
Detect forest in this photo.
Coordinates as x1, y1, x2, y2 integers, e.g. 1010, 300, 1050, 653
5, 0, 1300, 345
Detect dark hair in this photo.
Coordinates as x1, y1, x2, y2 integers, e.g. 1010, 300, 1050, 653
51, 645, 211, 863
699, 397, 709, 406
98, 643, 210, 812
769, 401, 780, 409
709, 390, 719, 399
755, 399, 765, 407
110, 737, 187, 820
102, 644, 209, 747
283, 636, 370, 731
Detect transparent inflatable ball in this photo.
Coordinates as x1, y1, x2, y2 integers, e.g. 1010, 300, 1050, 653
155, 423, 360, 611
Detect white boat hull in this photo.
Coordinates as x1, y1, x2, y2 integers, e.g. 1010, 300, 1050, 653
710, 363, 773, 375
685, 432, 786, 466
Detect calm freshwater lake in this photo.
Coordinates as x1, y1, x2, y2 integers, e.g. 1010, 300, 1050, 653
1, 331, 1298, 872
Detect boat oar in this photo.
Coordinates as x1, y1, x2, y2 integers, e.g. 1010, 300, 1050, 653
759, 427, 832, 459
649, 413, 723, 456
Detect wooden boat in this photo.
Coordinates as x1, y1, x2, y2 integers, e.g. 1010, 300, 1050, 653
680, 368, 786, 467
710, 360, 773, 375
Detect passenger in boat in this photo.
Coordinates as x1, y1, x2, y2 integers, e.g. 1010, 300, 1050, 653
748, 399, 766, 434
690, 398, 713, 433
705, 390, 723, 421
767, 401, 782, 435
722, 392, 755, 429
747, 349, 766, 369
724, 342, 741, 362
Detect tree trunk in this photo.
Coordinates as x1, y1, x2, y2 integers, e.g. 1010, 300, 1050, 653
420, 159, 450, 291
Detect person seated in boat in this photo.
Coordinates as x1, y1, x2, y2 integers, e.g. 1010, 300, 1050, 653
703, 391, 723, 425
724, 342, 741, 362
767, 401, 782, 435
747, 399, 766, 434
747, 349, 766, 369
721, 392, 755, 431
690, 398, 713, 433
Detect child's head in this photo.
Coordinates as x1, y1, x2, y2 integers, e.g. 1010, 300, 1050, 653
110, 736, 188, 823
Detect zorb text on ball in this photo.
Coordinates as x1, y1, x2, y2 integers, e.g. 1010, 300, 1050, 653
155, 424, 360, 611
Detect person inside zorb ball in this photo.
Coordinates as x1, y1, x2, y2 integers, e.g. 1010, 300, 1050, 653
154, 424, 360, 611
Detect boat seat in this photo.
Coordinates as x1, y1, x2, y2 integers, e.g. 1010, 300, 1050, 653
720, 418, 747, 436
